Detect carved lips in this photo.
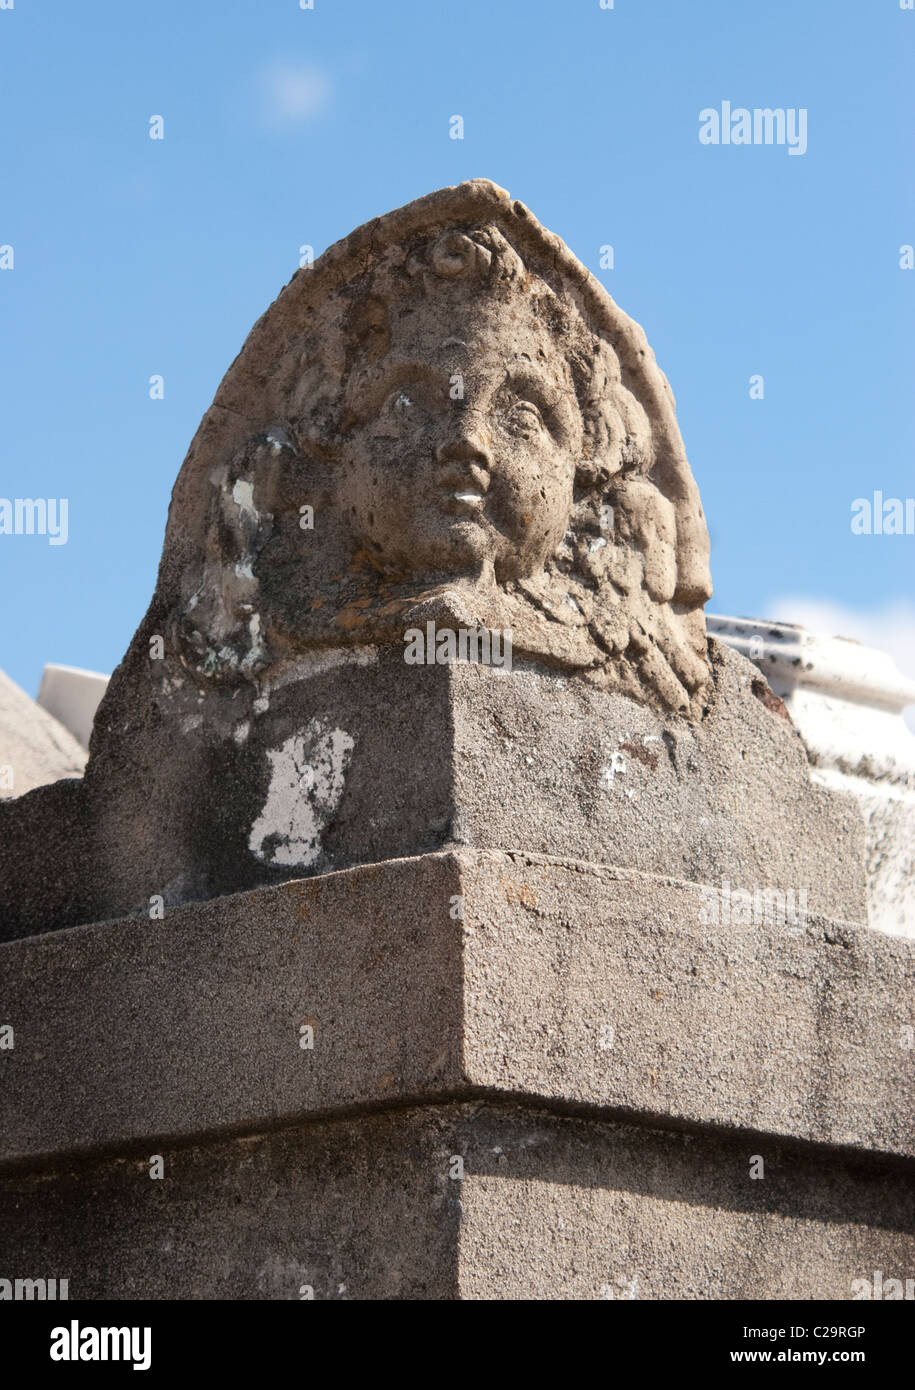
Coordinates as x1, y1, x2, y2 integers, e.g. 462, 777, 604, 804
435, 463, 490, 518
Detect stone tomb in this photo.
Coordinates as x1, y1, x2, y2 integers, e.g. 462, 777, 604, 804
0, 181, 911, 1299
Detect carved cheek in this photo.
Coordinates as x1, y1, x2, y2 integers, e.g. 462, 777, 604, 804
364, 432, 412, 485
526, 438, 571, 502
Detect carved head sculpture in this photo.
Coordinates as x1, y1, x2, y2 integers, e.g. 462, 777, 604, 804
143, 180, 712, 717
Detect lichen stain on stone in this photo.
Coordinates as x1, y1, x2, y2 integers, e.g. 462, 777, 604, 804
620, 739, 660, 771
751, 677, 791, 722
502, 879, 539, 909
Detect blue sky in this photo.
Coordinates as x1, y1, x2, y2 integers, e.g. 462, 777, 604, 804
1, 0, 912, 696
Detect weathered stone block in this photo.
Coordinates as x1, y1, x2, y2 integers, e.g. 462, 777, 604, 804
0, 640, 867, 941
1, 1102, 912, 1300
1, 849, 909, 1173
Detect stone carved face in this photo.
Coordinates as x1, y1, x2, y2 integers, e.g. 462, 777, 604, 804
337, 306, 583, 585
156, 184, 713, 716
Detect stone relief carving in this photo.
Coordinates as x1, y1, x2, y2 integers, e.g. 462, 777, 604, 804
142, 180, 713, 718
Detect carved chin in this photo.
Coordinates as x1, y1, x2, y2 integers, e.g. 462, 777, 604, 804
355, 515, 494, 579
421, 536, 494, 580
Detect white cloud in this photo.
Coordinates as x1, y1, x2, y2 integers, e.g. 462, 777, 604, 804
258, 62, 331, 127
765, 595, 915, 730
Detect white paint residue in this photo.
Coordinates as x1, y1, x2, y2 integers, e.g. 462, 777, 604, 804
266, 426, 292, 452
246, 612, 266, 668
232, 478, 257, 516
249, 719, 354, 867
600, 751, 627, 789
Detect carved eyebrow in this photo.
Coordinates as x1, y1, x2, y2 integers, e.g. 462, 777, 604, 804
501, 366, 564, 409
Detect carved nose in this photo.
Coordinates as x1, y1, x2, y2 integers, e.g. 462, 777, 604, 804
435, 427, 491, 471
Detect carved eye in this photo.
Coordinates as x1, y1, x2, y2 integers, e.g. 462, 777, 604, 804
506, 400, 545, 435
381, 384, 431, 424
371, 383, 430, 439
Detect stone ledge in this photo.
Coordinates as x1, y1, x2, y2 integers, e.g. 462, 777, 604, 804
1, 849, 912, 1170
